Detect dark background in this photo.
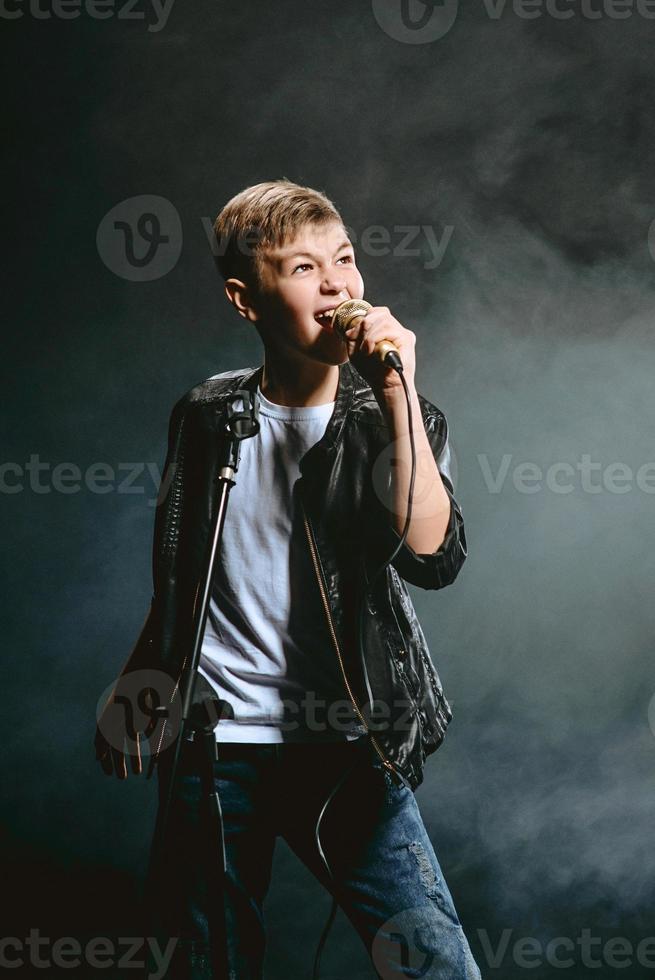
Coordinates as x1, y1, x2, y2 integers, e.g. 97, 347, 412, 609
3, 1, 654, 977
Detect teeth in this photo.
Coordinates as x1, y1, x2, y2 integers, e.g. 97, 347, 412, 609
316, 309, 335, 319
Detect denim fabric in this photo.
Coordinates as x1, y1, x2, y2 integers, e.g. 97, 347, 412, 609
154, 736, 482, 980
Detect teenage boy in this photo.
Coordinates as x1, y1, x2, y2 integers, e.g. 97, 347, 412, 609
95, 180, 481, 979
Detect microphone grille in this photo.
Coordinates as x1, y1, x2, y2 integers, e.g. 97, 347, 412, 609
332, 299, 372, 336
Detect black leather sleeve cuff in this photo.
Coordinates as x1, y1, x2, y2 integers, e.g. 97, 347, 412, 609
384, 478, 467, 590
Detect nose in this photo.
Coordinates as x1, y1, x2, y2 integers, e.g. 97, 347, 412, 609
321, 272, 348, 295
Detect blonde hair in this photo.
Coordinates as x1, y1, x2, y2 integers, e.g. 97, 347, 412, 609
212, 179, 345, 290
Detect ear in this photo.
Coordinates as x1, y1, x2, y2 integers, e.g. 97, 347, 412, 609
224, 277, 261, 322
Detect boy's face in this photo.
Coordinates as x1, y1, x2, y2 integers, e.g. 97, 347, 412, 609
251, 219, 365, 367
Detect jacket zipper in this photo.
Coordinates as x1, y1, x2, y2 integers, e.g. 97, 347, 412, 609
300, 495, 402, 784
161, 414, 186, 558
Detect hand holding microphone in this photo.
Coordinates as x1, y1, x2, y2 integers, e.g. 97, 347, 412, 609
330, 299, 416, 393
331, 300, 403, 373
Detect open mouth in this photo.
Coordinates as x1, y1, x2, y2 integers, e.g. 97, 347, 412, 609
314, 308, 337, 330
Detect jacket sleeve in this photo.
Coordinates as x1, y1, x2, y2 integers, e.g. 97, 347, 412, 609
116, 393, 189, 678
363, 405, 467, 591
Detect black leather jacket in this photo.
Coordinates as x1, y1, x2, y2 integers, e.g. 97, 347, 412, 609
123, 360, 467, 791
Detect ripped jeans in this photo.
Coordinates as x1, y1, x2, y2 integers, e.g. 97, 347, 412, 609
154, 735, 482, 979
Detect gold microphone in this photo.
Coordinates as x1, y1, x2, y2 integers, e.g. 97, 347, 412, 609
331, 299, 403, 371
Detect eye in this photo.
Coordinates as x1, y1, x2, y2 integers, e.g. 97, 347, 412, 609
337, 254, 354, 264
292, 262, 312, 273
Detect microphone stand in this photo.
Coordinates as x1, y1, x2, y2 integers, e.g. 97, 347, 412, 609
143, 389, 260, 979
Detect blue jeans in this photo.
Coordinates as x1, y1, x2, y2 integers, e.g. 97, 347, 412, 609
155, 736, 482, 979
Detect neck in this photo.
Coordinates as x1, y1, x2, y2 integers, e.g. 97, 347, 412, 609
260, 350, 340, 407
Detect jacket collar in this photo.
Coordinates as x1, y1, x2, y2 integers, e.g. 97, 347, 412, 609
234, 360, 358, 473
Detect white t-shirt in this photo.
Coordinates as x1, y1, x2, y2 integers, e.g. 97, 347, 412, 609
198, 385, 364, 743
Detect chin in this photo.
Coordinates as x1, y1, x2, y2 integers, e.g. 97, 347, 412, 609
306, 352, 348, 369
308, 332, 349, 367
319, 344, 350, 367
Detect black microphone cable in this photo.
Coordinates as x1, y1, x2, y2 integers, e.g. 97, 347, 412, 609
311, 360, 416, 980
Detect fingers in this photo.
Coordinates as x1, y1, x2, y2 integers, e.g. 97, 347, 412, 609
346, 323, 404, 359
129, 732, 143, 776
111, 743, 128, 780
344, 307, 412, 357
95, 730, 139, 780
97, 745, 114, 777
348, 325, 395, 356
95, 682, 149, 778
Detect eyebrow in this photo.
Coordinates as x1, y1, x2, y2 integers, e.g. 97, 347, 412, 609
277, 240, 353, 264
